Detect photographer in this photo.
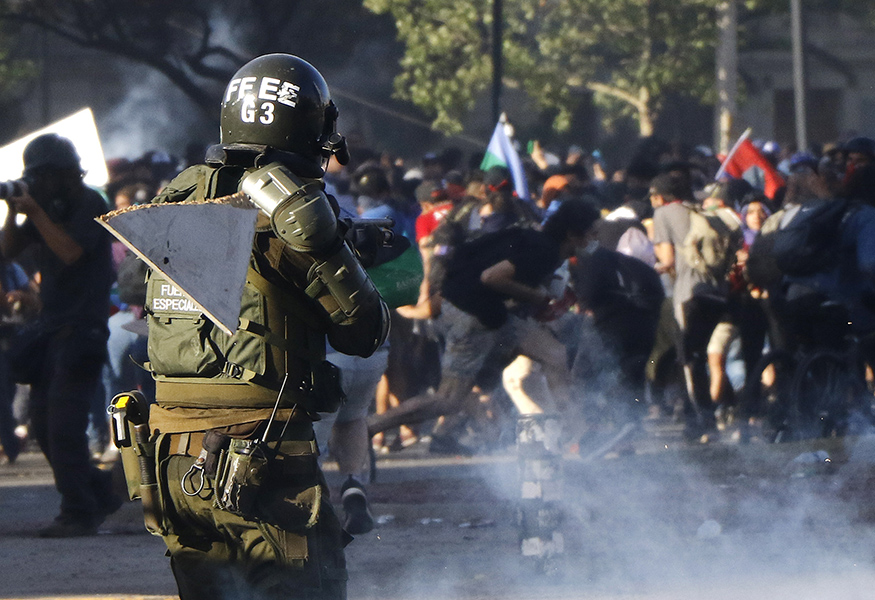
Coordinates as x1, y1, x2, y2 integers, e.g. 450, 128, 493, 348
0, 133, 119, 537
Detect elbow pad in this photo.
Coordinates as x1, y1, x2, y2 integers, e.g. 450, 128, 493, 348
241, 162, 338, 253
242, 162, 383, 324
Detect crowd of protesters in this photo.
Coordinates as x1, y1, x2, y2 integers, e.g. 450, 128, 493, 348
327, 136, 875, 460
3, 132, 875, 514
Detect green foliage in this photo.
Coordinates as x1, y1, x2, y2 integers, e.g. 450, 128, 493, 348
366, 0, 722, 135
365, 0, 492, 135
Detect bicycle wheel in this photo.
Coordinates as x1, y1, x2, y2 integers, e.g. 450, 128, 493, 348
791, 350, 867, 439
743, 349, 796, 442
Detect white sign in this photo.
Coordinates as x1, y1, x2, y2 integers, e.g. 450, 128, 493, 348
0, 108, 108, 222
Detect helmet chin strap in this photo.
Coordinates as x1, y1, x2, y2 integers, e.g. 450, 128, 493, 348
319, 100, 350, 166
322, 132, 350, 166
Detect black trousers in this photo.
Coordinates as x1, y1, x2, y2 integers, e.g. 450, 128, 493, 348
29, 326, 112, 522
678, 296, 727, 426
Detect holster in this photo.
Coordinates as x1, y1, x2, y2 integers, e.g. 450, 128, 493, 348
309, 360, 345, 414
109, 391, 163, 534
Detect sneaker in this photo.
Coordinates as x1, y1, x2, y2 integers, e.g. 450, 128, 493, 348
1, 434, 20, 464
645, 404, 663, 421
428, 435, 474, 456
341, 476, 374, 535
38, 515, 98, 538
683, 422, 719, 444
714, 404, 727, 431
399, 430, 419, 448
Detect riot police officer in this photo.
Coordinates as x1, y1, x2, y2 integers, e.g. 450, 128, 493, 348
143, 54, 389, 600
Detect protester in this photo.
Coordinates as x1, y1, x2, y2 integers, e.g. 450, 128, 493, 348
570, 238, 665, 434
0, 256, 38, 465
368, 198, 601, 453
651, 172, 735, 441
314, 342, 389, 534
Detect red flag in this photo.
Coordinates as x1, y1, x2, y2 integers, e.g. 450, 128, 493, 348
722, 139, 785, 200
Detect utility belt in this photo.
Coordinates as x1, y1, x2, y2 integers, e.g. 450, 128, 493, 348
172, 426, 320, 522
111, 390, 323, 535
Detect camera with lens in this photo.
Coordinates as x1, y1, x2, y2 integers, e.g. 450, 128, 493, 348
0, 179, 27, 199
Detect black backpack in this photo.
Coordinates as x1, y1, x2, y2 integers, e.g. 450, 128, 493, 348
769, 198, 849, 277
116, 251, 149, 306
572, 247, 664, 313
612, 252, 665, 310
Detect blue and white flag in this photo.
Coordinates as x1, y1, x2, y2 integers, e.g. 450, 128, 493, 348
480, 114, 530, 201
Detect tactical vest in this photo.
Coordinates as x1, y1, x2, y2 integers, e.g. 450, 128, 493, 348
145, 163, 338, 413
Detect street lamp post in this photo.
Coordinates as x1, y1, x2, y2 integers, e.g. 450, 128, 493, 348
791, 0, 808, 151
492, 0, 503, 126
716, 0, 738, 154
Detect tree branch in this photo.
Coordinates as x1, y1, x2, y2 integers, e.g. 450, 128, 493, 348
585, 81, 647, 113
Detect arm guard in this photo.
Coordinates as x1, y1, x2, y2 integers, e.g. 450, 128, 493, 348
241, 162, 338, 253
241, 162, 385, 326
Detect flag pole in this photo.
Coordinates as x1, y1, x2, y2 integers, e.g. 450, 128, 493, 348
714, 127, 753, 181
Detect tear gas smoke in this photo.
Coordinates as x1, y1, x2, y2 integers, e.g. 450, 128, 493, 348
98, 65, 215, 161
343, 316, 875, 600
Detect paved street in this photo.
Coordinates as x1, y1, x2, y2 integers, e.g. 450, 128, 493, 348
4, 419, 875, 600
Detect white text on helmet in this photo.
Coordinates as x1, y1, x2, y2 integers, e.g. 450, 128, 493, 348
226, 77, 301, 108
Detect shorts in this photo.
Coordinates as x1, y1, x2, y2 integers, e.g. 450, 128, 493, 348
440, 302, 522, 378
313, 348, 389, 451
706, 321, 738, 356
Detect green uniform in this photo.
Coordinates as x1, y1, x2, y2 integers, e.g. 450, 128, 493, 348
155, 427, 346, 600
143, 152, 388, 600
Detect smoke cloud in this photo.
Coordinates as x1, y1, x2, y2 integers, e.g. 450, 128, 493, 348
344, 361, 875, 600
98, 64, 216, 161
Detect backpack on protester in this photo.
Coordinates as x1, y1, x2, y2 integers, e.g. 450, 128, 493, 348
680, 206, 744, 282
767, 198, 850, 277
746, 207, 788, 289
426, 201, 484, 292
571, 247, 664, 314
609, 251, 665, 311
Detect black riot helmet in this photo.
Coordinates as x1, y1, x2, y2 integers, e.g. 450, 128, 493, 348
220, 53, 348, 165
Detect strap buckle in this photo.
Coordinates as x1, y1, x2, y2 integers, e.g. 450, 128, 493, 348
223, 362, 245, 379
